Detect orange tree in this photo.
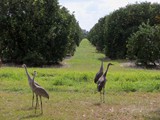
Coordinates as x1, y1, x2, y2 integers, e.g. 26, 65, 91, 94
0, 0, 82, 66
127, 22, 160, 66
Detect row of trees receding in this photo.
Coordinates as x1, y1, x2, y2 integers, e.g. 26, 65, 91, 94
0, 0, 83, 66
88, 2, 160, 67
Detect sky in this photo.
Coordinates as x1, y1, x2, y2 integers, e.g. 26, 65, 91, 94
58, 0, 160, 31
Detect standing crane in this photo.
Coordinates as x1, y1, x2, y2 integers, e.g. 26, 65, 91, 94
94, 61, 103, 83
31, 71, 49, 114
22, 64, 40, 107
97, 63, 113, 103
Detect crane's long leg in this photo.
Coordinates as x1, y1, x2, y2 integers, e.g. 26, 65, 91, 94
32, 92, 34, 107
103, 87, 105, 103
35, 95, 38, 114
36, 95, 39, 107
40, 96, 43, 114
100, 91, 102, 103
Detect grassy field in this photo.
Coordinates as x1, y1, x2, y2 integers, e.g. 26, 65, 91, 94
0, 39, 160, 119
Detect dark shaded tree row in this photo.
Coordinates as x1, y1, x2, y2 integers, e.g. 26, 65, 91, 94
88, 17, 107, 52
127, 22, 160, 66
88, 2, 160, 65
0, 0, 82, 66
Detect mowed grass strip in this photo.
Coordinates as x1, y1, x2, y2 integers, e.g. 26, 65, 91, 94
0, 39, 160, 119
0, 91, 160, 120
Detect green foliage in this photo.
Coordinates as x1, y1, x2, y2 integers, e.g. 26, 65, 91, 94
0, 0, 82, 66
107, 2, 160, 59
60, 7, 82, 56
88, 16, 109, 52
127, 22, 160, 66
88, 2, 160, 59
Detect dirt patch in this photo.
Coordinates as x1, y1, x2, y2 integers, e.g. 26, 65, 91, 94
0, 61, 69, 68
120, 61, 136, 68
121, 61, 160, 70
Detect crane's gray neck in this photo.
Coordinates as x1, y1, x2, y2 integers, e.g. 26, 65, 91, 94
104, 64, 110, 77
100, 61, 103, 71
32, 74, 38, 90
32, 72, 36, 81
24, 66, 31, 80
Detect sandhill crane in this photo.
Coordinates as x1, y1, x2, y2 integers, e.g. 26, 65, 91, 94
31, 71, 49, 114
94, 61, 103, 83
97, 63, 113, 103
22, 64, 40, 107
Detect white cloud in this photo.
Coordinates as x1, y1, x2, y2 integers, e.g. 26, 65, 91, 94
59, 0, 160, 31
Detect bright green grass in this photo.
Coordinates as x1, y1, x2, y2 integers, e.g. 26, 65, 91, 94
63, 39, 105, 71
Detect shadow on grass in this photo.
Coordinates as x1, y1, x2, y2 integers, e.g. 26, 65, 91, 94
19, 113, 42, 120
17, 106, 35, 111
93, 102, 102, 106
144, 109, 160, 120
